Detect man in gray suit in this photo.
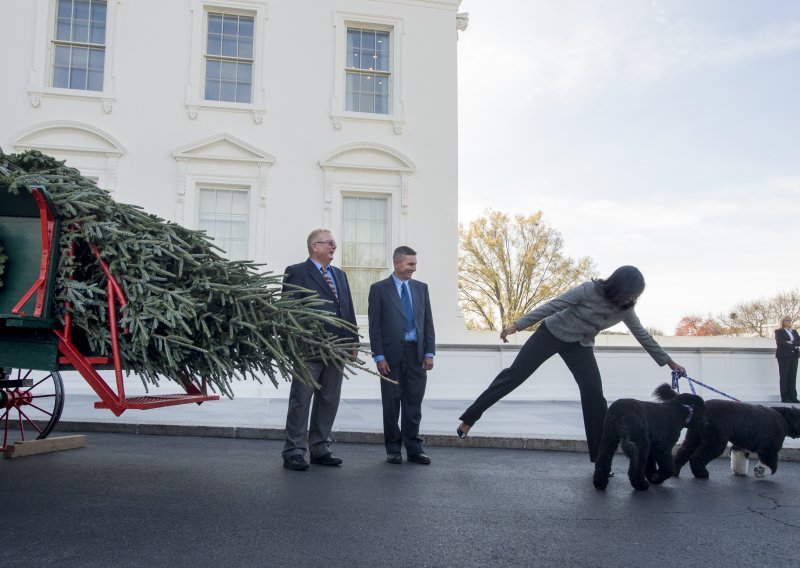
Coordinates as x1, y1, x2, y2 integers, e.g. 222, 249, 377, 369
368, 246, 435, 464
281, 229, 358, 471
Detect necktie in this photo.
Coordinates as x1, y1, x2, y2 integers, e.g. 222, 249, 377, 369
401, 282, 415, 333
321, 266, 338, 302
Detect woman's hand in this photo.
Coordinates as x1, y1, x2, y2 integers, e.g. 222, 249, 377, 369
500, 323, 519, 343
667, 360, 686, 376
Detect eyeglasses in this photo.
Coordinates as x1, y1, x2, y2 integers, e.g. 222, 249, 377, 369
313, 240, 337, 247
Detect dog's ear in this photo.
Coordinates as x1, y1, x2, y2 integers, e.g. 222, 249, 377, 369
653, 383, 676, 401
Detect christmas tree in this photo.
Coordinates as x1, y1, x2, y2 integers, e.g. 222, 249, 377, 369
0, 150, 366, 397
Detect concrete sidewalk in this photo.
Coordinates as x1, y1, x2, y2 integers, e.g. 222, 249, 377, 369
57, 394, 800, 458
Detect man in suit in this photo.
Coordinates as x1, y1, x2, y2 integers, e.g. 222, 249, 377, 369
368, 246, 435, 464
281, 229, 358, 470
775, 316, 800, 403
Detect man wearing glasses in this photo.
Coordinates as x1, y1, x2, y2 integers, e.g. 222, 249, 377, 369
281, 229, 358, 471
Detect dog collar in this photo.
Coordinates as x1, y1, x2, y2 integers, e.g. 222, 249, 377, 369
682, 404, 694, 425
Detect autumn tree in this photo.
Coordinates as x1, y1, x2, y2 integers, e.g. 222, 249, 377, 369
674, 315, 728, 336
458, 209, 596, 331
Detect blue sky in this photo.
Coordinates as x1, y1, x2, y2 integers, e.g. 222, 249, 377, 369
457, 0, 800, 334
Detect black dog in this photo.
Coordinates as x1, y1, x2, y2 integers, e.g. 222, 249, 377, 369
674, 400, 800, 479
593, 384, 707, 491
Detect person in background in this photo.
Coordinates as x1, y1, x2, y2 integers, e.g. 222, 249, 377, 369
281, 229, 358, 471
775, 316, 800, 403
457, 265, 686, 463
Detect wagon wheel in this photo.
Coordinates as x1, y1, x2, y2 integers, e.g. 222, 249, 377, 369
0, 369, 65, 452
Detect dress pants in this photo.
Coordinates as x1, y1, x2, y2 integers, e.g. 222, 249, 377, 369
459, 321, 607, 462
778, 356, 799, 402
282, 361, 343, 459
380, 343, 427, 456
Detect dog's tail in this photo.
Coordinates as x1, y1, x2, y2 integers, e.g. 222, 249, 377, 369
653, 383, 677, 402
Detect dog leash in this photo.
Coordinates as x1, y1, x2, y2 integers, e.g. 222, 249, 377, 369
671, 369, 740, 402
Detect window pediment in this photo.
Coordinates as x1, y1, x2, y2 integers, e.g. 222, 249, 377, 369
171, 133, 274, 164
319, 143, 415, 174
11, 121, 125, 156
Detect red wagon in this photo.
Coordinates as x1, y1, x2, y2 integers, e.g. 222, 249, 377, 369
0, 185, 218, 452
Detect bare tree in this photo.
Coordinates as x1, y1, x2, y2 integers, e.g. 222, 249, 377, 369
719, 300, 773, 337
458, 209, 597, 330
769, 289, 800, 325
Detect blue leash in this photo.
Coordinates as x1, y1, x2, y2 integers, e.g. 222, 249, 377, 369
670, 369, 740, 402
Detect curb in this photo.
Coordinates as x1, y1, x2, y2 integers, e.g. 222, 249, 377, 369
56, 420, 800, 462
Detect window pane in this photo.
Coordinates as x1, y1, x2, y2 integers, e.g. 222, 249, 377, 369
238, 62, 252, 83
222, 35, 237, 57
232, 190, 248, 213
222, 15, 238, 36
207, 34, 221, 56
88, 48, 104, 69
90, 20, 105, 44
74, 0, 90, 21
71, 46, 88, 68
238, 37, 253, 59
56, 18, 71, 41
208, 13, 222, 34
220, 60, 236, 80
239, 17, 254, 38
57, 0, 71, 18
73, 20, 89, 43
70, 68, 87, 89
206, 59, 220, 79
53, 65, 69, 88
55, 45, 70, 66
87, 69, 103, 91
236, 83, 251, 103
91, 1, 107, 24
220, 81, 236, 101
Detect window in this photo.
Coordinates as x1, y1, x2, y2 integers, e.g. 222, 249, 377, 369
199, 188, 249, 260
52, 0, 107, 91
204, 12, 254, 103
341, 196, 389, 314
346, 28, 390, 114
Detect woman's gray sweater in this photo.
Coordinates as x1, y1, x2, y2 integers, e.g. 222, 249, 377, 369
513, 281, 671, 366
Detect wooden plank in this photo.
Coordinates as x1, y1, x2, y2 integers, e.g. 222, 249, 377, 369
3, 435, 86, 459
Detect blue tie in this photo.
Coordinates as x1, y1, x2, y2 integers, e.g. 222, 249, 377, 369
401, 282, 415, 334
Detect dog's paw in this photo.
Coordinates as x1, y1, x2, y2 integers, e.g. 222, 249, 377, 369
730, 449, 749, 476
754, 462, 773, 480
593, 470, 609, 490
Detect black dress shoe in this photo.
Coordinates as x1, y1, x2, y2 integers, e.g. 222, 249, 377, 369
407, 452, 431, 465
283, 454, 310, 471
310, 454, 343, 466
386, 453, 402, 464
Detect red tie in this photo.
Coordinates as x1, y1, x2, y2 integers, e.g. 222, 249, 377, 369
321, 266, 339, 302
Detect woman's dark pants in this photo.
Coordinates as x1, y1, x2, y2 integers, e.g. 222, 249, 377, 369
459, 322, 607, 462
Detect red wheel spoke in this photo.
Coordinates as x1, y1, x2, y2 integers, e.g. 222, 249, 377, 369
17, 408, 43, 435
29, 374, 53, 391
26, 403, 53, 417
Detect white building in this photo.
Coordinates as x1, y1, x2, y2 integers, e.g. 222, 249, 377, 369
1, 1, 781, 404
1, 0, 469, 342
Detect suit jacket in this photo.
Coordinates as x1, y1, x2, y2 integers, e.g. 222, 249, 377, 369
368, 276, 435, 366
283, 259, 358, 342
775, 328, 800, 359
